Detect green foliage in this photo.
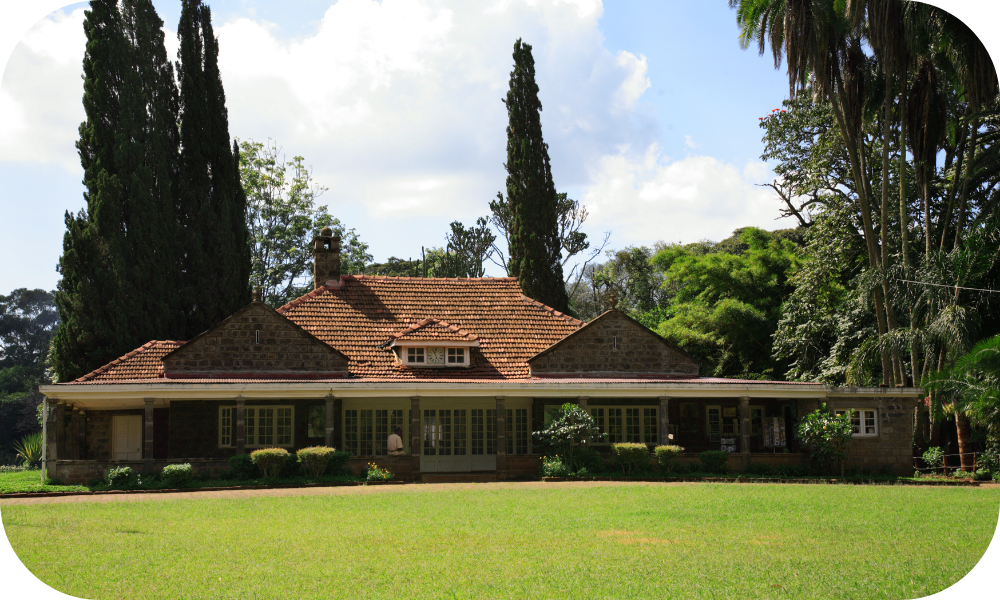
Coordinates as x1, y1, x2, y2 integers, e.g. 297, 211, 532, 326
500, 39, 568, 312
365, 462, 394, 482
435, 218, 496, 278
12, 432, 42, 468
228, 453, 258, 480
160, 463, 194, 488
297, 446, 336, 479
699, 450, 731, 474
611, 443, 649, 476
250, 448, 289, 478
572, 447, 605, 474
532, 403, 605, 471
922, 447, 945, 470
326, 450, 352, 476
106, 466, 140, 489
654, 445, 685, 473
239, 138, 372, 307
279, 451, 300, 478
540, 456, 571, 478
0, 465, 28, 474
654, 227, 801, 378
925, 335, 1000, 452
797, 406, 854, 475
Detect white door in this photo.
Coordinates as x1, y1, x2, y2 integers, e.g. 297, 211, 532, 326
420, 405, 497, 472
113, 415, 143, 460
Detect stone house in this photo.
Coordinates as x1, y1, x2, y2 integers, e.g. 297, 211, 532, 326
38, 229, 922, 483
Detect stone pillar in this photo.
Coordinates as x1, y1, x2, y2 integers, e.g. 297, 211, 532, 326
76, 408, 87, 460
496, 396, 506, 475
46, 401, 59, 462
144, 398, 155, 471
235, 397, 246, 454
659, 396, 671, 445
410, 396, 421, 474
740, 396, 751, 469
325, 395, 335, 447
577, 396, 589, 411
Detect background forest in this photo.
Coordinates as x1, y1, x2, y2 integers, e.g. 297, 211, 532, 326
2, 0, 999, 468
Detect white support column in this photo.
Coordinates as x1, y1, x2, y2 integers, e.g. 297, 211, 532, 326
658, 396, 670, 446
235, 396, 246, 455
325, 395, 335, 447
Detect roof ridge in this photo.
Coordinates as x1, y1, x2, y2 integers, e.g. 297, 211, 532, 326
519, 295, 585, 327
74, 340, 173, 383
389, 317, 478, 340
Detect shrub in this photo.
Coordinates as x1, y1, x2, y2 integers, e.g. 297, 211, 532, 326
541, 456, 571, 478
922, 447, 945, 470
297, 446, 336, 478
106, 466, 140, 489
611, 443, 649, 476
973, 468, 991, 481
229, 453, 259, 480
279, 451, 300, 478
250, 448, 289, 478
366, 462, 394, 482
953, 469, 974, 479
797, 405, 854, 476
743, 462, 775, 477
0, 465, 28, 474
160, 463, 194, 487
573, 447, 604, 474
654, 445, 685, 473
699, 450, 731, 474
326, 450, 352, 475
532, 403, 605, 471
13, 432, 42, 468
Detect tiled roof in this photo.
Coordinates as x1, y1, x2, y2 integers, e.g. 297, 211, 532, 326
387, 318, 479, 344
277, 275, 583, 379
64, 376, 823, 385
73, 340, 182, 382
71, 276, 583, 383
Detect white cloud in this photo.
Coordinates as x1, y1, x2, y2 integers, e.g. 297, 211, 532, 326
684, 134, 700, 149
0, 7, 86, 171
583, 144, 796, 245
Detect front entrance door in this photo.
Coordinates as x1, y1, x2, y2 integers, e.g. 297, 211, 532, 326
420, 404, 497, 472
113, 415, 143, 460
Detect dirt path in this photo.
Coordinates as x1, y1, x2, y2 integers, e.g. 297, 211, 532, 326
0, 480, 695, 506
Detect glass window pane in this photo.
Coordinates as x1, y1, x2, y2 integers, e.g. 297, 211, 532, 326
486, 409, 496, 455
440, 410, 452, 456
471, 409, 484, 455
851, 410, 861, 435
307, 405, 325, 438
643, 408, 658, 444
375, 410, 389, 456
246, 408, 256, 446
590, 408, 605, 441
608, 408, 623, 444
506, 409, 513, 455
276, 408, 292, 446
626, 408, 641, 443
864, 410, 876, 435
220, 407, 231, 447
344, 410, 358, 455
359, 410, 374, 456
423, 410, 437, 456
515, 409, 528, 455
258, 409, 274, 446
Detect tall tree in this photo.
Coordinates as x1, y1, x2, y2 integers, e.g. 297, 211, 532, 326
500, 39, 568, 312
176, 0, 251, 337
51, 0, 182, 382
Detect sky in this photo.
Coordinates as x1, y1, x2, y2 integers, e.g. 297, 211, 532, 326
0, 0, 998, 297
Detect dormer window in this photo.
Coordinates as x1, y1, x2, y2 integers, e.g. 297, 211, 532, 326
388, 318, 480, 369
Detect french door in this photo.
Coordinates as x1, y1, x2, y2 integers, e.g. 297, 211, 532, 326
420, 405, 497, 472
113, 415, 142, 460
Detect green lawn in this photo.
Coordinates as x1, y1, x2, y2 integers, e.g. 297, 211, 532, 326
3, 482, 998, 599
0, 469, 90, 494
0, 469, 363, 494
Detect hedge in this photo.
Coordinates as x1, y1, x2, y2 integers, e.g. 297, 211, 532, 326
250, 448, 290, 478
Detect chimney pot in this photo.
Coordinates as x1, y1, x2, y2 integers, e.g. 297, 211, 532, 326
252, 287, 262, 302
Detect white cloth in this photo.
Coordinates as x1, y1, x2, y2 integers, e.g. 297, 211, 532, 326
387, 433, 404, 452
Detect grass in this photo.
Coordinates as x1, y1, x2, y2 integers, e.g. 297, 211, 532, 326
3, 483, 998, 599
0, 469, 364, 494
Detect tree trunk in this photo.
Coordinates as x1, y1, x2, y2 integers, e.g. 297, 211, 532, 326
955, 410, 973, 471
899, 82, 912, 274
953, 118, 980, 251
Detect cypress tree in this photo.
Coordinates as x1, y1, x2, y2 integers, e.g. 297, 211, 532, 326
51, 0, 182, 382
501, 39, 568, 312
176, 0, 251, 338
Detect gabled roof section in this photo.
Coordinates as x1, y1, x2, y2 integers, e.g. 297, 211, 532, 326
529, 309, 701, 377
73, 340, 183, 382
277, 275, 583, 379
387, 318, 480, 345
160, 300, 350, 379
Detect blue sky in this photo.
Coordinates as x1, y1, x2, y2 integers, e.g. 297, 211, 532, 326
0, 1, 996, 295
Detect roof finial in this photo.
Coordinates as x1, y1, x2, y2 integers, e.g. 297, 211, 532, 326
253, 286, 262, 302
608, 292, 618, 310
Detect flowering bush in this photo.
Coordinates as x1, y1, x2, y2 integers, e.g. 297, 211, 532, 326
106, 466, 140, 489
540, 455, 572, 478
250, 448, 290, 478
921, 447, 945, 470
532, 403, 605, 472
797, 405, 854, 476
366, 462, 394, 482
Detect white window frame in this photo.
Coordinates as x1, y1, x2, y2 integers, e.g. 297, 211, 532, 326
218, 405, 295, 448
588, 406, 658, 445
447, 347, 467, 365
835, 408, 879, 437
343, 406, 409, 457
401, 345, 472, 367
406, 347, 425, 364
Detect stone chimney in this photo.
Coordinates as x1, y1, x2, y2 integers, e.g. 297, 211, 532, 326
313, 227, 342, 289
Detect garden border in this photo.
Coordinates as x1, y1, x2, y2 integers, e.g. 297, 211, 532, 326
0, 480, 405, 499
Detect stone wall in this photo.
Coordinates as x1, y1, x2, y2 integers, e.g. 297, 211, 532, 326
162, 302, 349, 377
529, 310, 699, 376
84, 409, 144, 461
